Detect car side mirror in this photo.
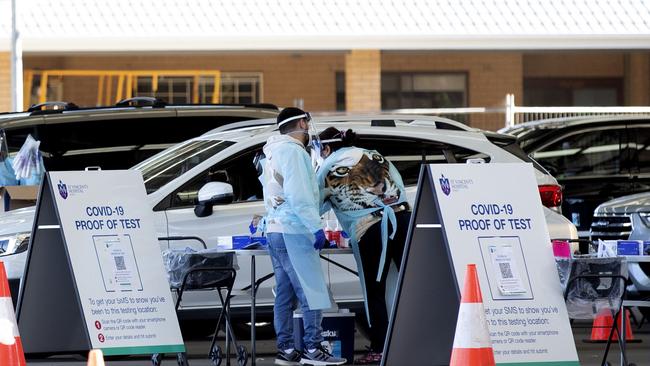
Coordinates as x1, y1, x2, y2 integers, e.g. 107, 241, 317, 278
194, 182, 234, 217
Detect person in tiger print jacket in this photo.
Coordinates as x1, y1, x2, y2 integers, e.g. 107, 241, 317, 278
315, 127, 412, 365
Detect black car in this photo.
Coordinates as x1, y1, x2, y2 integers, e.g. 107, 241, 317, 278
502, 115, 650, 238
0, 98, 278, 172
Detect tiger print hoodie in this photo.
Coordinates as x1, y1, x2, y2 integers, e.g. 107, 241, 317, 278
317, 147, 406, 243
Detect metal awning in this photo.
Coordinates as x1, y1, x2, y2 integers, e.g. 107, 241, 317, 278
0, 0, 649, 52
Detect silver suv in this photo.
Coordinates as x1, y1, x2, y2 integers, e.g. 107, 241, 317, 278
0, 115, 577, 320
591, 194, 650, 299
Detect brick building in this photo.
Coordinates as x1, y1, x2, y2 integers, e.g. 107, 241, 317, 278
1, 0, 649, 130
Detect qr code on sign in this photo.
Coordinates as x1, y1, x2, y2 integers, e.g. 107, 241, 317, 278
114, 256, 126, 271
498, 262, 514, 279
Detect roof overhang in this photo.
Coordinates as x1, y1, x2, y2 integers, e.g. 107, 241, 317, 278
2, 34, 650, 53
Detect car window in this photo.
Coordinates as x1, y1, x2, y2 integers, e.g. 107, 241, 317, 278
168, 144, 264, 209
162, 135, 492, 209
6, 116, 253, 172
4, 126, 40, 153
356, 135, 489, 185
530, 128, 624, 178
138, 139, 235, 194
628, 126, 650, 174
448, 144, 491, 164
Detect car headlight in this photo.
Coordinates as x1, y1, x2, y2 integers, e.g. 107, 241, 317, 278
0, 233, 30, 257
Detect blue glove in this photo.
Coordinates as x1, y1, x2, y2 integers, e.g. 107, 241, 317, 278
313, 229, 327, 251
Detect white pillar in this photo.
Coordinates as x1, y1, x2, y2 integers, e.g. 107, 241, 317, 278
10, 0, 23, 112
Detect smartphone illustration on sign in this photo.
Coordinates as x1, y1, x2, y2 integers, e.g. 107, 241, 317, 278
478, 236, 533, 300
93, 234, 144, 292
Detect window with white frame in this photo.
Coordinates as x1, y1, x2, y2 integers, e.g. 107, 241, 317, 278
134, 76, 195, 104
381, 72, 467, 109
133, 72, 263, 104
199, 73, 263, 104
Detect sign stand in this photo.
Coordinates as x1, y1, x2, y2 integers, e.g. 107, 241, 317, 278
381, 166, 460, 366
16, 171, 187, 364
17, 175, 91, 354
382, 164, 579, 366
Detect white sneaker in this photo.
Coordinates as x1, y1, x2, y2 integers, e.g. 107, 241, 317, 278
300, 346, 346, 365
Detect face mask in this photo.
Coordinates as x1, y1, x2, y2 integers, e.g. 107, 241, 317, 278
287, 117, 318, 147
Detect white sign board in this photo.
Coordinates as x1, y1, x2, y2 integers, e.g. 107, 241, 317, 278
430, 163, 578, 365
50, 170, 184, 355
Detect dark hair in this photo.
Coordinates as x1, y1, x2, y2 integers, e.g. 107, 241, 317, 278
277, 107, 308, 134
318, 127, 357, 152
279, 119, 301, 134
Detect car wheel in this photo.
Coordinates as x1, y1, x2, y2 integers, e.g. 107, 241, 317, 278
354, 314, 371, 340
232, 320, 276, 340
180, 319, 221, 339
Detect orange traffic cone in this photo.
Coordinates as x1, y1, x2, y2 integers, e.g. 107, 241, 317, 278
87, 349, 105, 366
0, 262, 26, 366
450, 264, 496, 366
586, 309, 639, 343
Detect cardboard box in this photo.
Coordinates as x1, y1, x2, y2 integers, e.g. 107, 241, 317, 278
217, 235, 268, 250
0, 185, 39, 212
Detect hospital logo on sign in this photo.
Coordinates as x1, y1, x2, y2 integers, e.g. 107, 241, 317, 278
57, 180, 68, 199
439, 174, 451, 196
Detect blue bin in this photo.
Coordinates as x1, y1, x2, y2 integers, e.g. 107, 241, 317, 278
293, 310, 355, 364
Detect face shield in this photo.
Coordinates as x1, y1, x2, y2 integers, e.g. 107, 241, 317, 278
253, 151, 266, 177
278, 112, 316, 146
309, 137, 342, 172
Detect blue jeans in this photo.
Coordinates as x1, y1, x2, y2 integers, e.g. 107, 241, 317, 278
267, 232, 324, 350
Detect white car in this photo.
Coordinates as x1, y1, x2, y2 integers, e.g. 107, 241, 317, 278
0, 115, 577, 320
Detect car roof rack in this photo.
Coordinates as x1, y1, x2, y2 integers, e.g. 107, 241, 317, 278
116, 97, 167, 108
371, 119, 396, 127
0, 100, 279, 118
27, 101, 80, 114
246, 103, 279, 110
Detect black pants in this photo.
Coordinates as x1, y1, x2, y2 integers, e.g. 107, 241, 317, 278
357, 210, 411, 352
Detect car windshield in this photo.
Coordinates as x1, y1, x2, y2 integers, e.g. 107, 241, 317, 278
137, 139, 235, 194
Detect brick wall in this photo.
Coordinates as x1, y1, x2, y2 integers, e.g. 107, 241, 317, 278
17, 51, 650, 130
24, 52, 346, 112
0, 52, 10, 112
523, 52, 625, 77
382, 52, 524, 130
524, 52, 650, 107
25, 51, 523, 129
345, 50, 381, 112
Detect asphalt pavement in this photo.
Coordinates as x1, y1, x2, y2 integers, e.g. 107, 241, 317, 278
24, 320, 650, 365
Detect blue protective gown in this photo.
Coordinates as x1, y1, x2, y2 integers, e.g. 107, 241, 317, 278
0, 158, 19, 186
0, 156, 44, 186
260, 135, 331, 310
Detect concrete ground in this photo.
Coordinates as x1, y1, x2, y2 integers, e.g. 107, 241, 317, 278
25, 321, 650, 365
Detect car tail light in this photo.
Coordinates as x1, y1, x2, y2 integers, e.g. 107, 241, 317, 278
538, 185, 563, 208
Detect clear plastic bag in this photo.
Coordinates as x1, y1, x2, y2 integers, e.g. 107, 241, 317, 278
565, 257, 626, 319
555, 257, 572, 290
11, 135, 42, 180
162, 247, 238, 290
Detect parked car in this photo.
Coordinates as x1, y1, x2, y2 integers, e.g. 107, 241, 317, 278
591, 193, 650, 303
501, 115, 650, 238
0, 98, 278, 299
0, 115, 578, 323
0, 98, 279, 172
